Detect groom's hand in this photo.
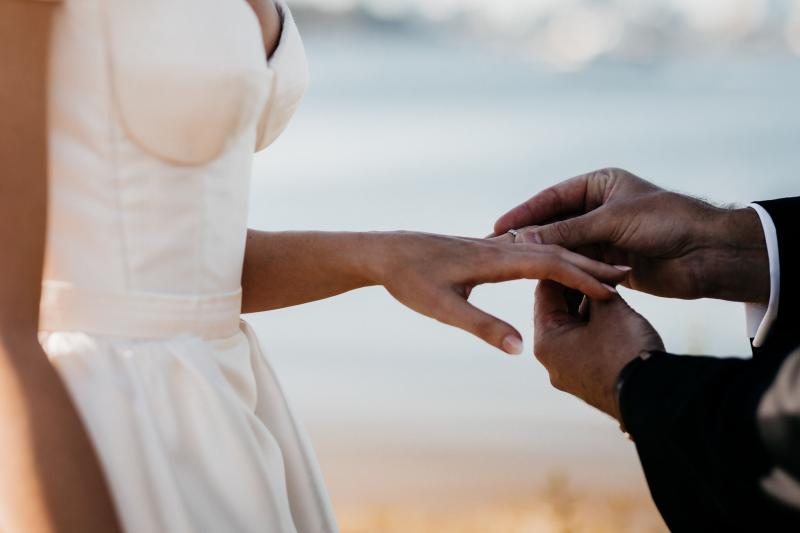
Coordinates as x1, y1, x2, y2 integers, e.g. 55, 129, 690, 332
494, 168, 770, 303
534, 281, 664, 420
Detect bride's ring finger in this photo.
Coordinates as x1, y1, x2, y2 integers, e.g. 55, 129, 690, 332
486, 230, 515, 242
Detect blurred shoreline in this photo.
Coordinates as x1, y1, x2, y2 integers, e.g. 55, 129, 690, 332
251, 2, 800, 530
290, 0, 800, 71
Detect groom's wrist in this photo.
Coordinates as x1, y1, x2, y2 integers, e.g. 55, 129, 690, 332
697, 207, 770, 303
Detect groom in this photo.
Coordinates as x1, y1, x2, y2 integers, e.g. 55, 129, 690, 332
494, 168, 800, 531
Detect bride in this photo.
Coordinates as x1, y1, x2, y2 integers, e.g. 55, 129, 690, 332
0, 1, 624, 531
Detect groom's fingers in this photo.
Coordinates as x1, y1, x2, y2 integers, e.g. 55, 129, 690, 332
505, 252, 617, 301
493, 174, 593, 235
532, 245, 627, 284
534, 281, 577, 333
436, 293, 524, 355
533, 281, 582, 366
518, 209, 617, 250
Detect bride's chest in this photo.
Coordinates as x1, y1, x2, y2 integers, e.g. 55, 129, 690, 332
102, 0, 271, 164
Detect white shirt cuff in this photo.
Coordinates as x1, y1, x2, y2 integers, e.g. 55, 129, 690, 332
745, 203, 781, 347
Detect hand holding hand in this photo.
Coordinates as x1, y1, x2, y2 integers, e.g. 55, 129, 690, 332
533, 281, 664, 420
370, 232, 628, 355
494, 168, 769, 303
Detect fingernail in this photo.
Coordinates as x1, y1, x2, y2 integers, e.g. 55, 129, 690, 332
502, 335, 524, 355
613, 265, 632, 272
602, 283, 618, 294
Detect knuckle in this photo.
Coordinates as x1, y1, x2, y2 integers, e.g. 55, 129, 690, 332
523, 232, 542, 245
540, 187, 562, 210
548, 370, 564, 391
498, 232, 515, 244
533, 336, 551, 360
431, 295, 459, 323
544, 313, 573, 331
595, 167, 627, 180
552, 220, 572, 243
538, 258, 555, 278
490, 242, 509, 258
517, 227, 535, 240
484, 246, 508, 270
539, 243, 561, 255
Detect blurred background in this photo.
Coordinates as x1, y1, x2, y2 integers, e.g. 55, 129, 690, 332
248, 0, 800, 531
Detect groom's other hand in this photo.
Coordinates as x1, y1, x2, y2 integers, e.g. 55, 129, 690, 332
533, 280, 664, 420
494, 168, 770, 303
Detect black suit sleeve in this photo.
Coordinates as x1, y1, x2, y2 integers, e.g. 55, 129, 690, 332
620, 351, 796, 531
617, 197, 800, 532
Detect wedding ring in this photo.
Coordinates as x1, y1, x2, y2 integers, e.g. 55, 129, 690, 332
507, 229, 519, 239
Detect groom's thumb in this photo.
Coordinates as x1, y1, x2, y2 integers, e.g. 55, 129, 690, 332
522, 211, 611, 249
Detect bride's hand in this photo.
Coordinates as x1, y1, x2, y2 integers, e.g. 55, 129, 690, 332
367, 232, 627, 355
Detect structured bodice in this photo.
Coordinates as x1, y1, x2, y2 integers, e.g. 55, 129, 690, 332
42, 0, 307, 303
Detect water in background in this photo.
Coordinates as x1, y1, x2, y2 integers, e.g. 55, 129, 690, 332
248, 16, 800, 511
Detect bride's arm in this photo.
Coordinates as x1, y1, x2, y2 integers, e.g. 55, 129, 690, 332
241, 229, 627, 353
0, 3, 121, 531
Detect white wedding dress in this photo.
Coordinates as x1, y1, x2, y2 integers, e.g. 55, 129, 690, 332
38, 1, 337, 531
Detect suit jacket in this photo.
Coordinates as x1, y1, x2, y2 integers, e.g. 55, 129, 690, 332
619, 197, 800, 532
